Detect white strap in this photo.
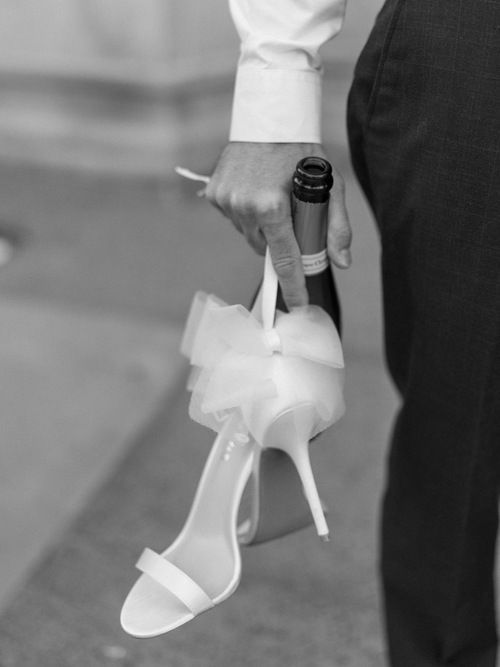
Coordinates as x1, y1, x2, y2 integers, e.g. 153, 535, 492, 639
260, 247, 279, 331
136, 548, 214, 616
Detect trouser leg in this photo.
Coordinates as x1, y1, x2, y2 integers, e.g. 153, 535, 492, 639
346, 0, 500, 664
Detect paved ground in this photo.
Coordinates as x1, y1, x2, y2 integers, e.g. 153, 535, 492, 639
0, 296, 184, 610
0, 2, 406, 661
0, 355, 396, 667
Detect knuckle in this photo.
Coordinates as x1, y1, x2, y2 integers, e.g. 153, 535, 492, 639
338, 225, 353, 244
272, 255, 297, 278
209, 184, 229, 210
206, 182, 247, 214
329, 203, 351, 230
329, 227, 352, 249
212, 188, 288, 220
227, 191, 247, 212
254, 191, 287, 218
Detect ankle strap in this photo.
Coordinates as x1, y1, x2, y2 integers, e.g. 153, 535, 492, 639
252, 247, 279, 331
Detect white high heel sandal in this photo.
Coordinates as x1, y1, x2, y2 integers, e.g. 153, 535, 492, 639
237, 274, 326, 545
120, 248, 345, 637
120, 412, 254, 637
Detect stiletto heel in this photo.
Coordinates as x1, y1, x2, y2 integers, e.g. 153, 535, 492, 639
255, 403, 330, 541
280, 436, 330, 541
237, 446, 326, 545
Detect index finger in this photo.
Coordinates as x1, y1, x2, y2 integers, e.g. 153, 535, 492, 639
262, 211, 308, 310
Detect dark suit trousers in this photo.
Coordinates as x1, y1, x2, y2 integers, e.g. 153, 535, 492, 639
347, 1, 500, 665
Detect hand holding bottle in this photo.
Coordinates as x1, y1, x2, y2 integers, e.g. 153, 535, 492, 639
205, 142, 352, 310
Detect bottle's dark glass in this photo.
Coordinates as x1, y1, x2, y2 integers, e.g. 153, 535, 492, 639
251, 156, 341, 333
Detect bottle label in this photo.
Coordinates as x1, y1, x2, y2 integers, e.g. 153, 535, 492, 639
302, 249, 329, 276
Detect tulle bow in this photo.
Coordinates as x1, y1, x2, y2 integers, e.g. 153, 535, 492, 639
181, 291, 345, 439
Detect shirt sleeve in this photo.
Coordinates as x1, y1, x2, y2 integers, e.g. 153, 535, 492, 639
228, 0, 347, 143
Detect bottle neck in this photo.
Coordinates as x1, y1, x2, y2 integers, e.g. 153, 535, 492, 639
291, 194, 329, 255
291, 193, 329, 276
291, 156, 333, 276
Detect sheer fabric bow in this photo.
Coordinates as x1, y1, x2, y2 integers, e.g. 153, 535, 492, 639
181, 291, 345, 444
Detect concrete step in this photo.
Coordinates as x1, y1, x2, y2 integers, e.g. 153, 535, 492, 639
0, 295, 184, 612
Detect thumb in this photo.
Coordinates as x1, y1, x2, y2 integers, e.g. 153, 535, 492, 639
327, 175, 352, 269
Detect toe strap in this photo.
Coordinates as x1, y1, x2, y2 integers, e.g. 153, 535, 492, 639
136, 548, 214, 616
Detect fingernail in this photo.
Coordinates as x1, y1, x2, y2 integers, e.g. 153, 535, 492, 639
339, 249, 352, 267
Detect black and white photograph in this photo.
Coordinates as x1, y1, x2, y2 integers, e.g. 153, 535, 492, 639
0, 1, 498, 665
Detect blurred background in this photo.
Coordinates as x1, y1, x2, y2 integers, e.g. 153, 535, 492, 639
0, 2, 403, 666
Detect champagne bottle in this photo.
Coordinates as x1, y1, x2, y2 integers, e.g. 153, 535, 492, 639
243, 157, 341, 546
275, 156, 342, 333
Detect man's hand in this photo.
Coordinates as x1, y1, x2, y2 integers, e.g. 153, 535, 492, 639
205, 142, 352, 310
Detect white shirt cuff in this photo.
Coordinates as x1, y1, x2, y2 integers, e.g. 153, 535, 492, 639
229, 67, 322, 144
